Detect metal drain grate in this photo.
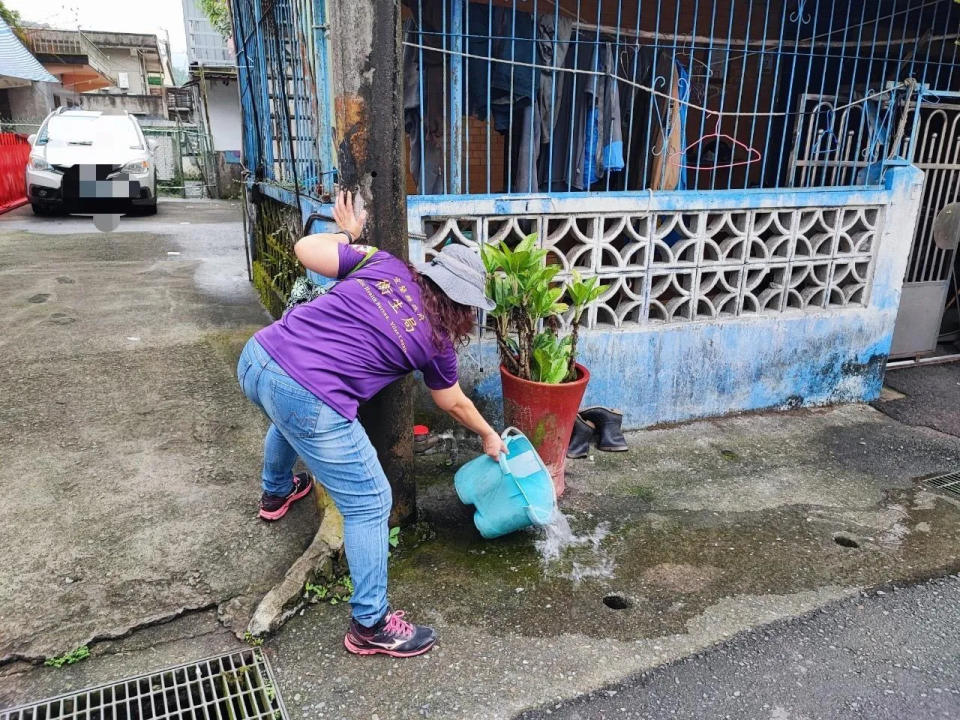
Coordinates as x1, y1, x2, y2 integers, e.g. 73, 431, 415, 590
920, 471, 960, 499
0, 649, 288, 720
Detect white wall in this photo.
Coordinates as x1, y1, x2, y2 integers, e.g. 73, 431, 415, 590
4, 84, 54, 120
204, 77, 241, 152
99, 50, 148, 95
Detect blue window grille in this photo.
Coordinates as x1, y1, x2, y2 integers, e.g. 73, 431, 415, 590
232, 0, 333, 198
401, 0, 960, 196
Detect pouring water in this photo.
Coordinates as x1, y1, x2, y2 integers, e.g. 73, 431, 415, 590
534, 509, 613, 581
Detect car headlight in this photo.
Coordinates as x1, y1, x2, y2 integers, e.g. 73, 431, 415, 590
121, 160, 150, 175
28, 156, 52, 171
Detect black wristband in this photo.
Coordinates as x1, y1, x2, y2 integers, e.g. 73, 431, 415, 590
337, 229, 355, 244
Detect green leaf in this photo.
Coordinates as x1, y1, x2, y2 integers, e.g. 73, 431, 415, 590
531, 330, 572, 383
198, 0, 232, 38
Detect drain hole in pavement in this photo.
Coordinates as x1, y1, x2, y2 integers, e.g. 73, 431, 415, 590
833, 533, 860, 549
603, 594, 631, 610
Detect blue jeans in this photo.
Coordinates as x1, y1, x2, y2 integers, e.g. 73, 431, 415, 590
236, 337, 391, 627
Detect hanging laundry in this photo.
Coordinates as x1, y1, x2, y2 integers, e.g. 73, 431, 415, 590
576, 42, 624, 189
540, 33, 584, 191
514, 101, 542, 192
537, 14, 574, 140
540, 33, 650, 192
675, 63, 689, 190
466, 4, 539, 129
465, 4, 541, 192
649, 57, 690, 191
402, 19, 445, 194
617, 45, 657, 190
598, 43, 625, 176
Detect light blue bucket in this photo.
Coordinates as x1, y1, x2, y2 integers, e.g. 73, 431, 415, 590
454, 427, 557, 539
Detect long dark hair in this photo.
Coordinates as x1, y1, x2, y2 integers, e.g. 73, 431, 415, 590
411, 269, 476, 350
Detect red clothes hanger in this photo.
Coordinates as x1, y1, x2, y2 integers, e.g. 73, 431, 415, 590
669, 112, 762, 170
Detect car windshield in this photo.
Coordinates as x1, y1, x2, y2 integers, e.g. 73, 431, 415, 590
36, 115, 143, 150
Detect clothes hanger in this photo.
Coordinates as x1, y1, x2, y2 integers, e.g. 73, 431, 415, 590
790, 0, 812, 25
810, 107, 840, 156
668, 112, 762, 170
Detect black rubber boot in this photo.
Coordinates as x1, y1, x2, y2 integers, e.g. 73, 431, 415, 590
566, 415, 595, 459
580, 407, 628, 452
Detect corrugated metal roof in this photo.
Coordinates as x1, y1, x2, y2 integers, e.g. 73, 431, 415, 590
0, 17, 57, 83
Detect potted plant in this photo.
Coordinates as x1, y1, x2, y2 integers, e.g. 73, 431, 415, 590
482, 234, 606, 496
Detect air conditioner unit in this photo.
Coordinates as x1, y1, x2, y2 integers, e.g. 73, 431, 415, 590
117, 72, 129, 90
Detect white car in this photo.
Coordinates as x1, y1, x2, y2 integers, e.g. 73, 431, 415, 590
26, 108, 158, 216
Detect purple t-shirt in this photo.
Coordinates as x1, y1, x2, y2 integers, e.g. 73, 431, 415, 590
255, 244, 459, 420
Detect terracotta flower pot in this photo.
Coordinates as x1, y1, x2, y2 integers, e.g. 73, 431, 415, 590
499, 363, 590, 497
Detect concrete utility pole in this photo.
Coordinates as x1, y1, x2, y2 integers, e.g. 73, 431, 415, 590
327, 0, 415, 525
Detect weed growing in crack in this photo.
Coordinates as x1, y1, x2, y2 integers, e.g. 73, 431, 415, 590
44, 645, 90, 668
305, 574, 353, 605
243, 631, 263, 647
302, 530, 400, 609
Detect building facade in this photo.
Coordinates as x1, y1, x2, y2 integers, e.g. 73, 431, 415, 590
229, 0, 960, 429
2, 27, 171, 123
182, 0, 243, 198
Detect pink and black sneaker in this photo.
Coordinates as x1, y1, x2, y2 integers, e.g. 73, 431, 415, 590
258, 472, 313, 521
343, 610, 436, 657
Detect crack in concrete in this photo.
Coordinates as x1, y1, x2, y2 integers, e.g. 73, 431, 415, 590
0, 602, 221, 667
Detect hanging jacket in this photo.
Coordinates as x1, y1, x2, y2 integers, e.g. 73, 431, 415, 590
577, 42, 624, 189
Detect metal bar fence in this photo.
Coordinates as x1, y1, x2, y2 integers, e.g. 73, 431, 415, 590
402, 0, 960, 198
232, 0, 328, 197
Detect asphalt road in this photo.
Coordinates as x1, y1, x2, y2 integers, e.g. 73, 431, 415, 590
879, 361, 960, 439
518, 575, 960, 720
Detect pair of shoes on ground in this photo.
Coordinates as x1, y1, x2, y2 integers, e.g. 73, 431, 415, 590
567, 406, 628, 458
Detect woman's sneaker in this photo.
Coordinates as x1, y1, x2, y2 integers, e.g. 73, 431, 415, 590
343, 610, 436, 657
258, 472, 313, 521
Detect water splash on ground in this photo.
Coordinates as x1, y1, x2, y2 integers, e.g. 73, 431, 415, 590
535, 510, 614, 582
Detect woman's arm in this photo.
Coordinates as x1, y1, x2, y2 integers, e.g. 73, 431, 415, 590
294, 191, 367, 276
430, 383, 508, 460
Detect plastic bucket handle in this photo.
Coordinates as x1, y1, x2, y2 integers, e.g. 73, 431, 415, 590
498, 427, 554, 525
497, 426, 522, 480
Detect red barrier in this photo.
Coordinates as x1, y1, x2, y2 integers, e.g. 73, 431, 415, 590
0, 133, 31, 214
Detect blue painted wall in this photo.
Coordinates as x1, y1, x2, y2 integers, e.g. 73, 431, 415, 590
424, 165, 924, 430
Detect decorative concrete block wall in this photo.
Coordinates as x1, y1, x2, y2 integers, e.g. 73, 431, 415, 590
407, 164, 923, 429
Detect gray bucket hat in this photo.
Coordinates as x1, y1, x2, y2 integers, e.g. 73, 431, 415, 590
416, 243, 496, 312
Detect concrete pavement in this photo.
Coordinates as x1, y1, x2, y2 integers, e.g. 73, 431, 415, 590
0, 201, 317, 663
1, 201, 959, 719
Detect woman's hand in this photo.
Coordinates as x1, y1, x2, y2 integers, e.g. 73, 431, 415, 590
482, 431, 509, 461
332, 190, 367, 240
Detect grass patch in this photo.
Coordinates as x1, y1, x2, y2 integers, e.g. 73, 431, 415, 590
627, 485, 657, 502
